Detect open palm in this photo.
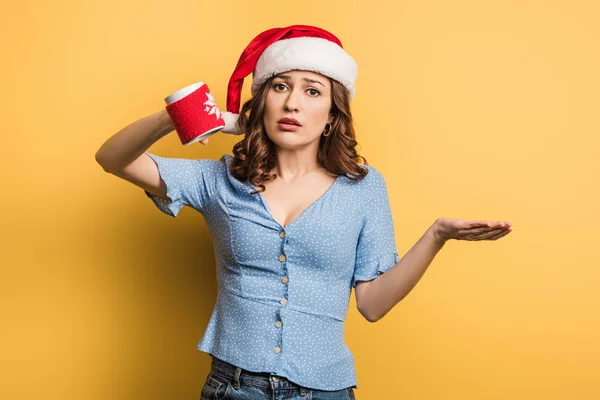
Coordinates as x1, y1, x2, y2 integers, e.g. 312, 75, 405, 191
435, 218, 512, 242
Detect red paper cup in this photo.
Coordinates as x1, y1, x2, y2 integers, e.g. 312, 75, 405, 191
164, 82, 225, 145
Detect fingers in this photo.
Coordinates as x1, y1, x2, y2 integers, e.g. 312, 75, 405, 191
460, 228, 497, 240
480, 221, 509, 227
459, 226, 497, 236
468, 220, 490, 227
451, 219, 512, 241
466, 226, 512, 241
487, 229, 511, 240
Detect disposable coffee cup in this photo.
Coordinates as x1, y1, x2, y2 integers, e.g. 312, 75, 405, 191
164, 82, 225, 145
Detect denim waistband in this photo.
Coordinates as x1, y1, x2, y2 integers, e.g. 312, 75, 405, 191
210, 356, 309, 393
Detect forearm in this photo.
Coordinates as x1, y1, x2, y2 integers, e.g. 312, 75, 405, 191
361, 220, 446, 322
95, 109, 174, 171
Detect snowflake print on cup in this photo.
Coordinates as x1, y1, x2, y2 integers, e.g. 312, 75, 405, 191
203, 92, 222, 120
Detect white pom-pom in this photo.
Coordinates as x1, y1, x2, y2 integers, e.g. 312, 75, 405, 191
221, 111, 242, 135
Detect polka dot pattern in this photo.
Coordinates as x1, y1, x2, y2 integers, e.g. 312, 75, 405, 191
143, 152, 400, 390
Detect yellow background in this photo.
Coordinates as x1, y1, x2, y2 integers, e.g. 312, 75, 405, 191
1, 0, 599, 399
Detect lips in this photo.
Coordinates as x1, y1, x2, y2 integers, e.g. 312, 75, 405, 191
278, 118, 301, 126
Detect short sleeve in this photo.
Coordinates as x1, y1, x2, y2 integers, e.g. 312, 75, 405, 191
352, 168, 400, 288
143, 152, 220, 217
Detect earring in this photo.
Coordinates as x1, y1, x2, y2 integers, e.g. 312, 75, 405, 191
323, 123, 332, 137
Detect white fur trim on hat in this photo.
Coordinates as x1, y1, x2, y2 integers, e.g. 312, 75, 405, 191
221, 111, 241, 135
250, 37, 358, 100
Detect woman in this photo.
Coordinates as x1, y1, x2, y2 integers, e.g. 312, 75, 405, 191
95, 25, 512, 400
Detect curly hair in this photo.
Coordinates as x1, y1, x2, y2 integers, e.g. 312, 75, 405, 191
229, 74, 369, 195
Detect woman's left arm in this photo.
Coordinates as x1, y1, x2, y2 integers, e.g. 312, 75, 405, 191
355, 218, 512, 322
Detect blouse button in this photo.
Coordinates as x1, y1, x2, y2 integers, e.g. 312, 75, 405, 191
275, 321, 283, 328
274, 346, 281, 354
279, 254, 286, 262
280, 298, 288, 305
279, 231, 286, 239
281, 276, 289, 284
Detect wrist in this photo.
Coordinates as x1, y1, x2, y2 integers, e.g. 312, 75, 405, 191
431, 218, 449, 245
159, 109, 175, 135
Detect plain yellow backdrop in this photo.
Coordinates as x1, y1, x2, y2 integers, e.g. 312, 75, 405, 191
1, 0, 599, 399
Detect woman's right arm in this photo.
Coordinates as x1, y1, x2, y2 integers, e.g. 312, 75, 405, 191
95, 109, 203, 200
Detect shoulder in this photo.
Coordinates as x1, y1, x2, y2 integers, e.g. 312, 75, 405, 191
360, 164, 383, 178
345, 163, 386, 188
161, 154, 229, 184
181, 153, 229, 172
187, 155, 228, 179
192, 153, 229, 181
144, 152, 226, 177
218, 153, 236, 175
343, 165, 390, 213
217, 153, 256, 194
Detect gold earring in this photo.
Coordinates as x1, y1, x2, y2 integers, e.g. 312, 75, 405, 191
323, 123, 332, 137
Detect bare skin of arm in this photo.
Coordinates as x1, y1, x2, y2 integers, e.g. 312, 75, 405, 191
95, 109, 209, 199
355, 218, 512, 322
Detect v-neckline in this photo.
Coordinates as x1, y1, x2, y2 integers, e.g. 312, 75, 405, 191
256, 175, 341, 230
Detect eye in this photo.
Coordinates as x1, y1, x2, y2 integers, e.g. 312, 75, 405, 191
307, 88, 321, 96
273, 83, 287, 91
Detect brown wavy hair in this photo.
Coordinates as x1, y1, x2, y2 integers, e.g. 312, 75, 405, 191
230, 74, 369, 195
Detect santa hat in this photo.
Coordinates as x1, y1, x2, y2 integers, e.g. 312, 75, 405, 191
220, 25, 358, 135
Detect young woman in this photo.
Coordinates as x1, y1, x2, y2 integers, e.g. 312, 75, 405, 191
96, 25, 512, 400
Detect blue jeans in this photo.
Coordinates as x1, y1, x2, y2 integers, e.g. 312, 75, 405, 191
201, 356, 356, 400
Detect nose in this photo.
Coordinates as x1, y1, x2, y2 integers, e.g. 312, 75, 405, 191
283, 88, 300, 112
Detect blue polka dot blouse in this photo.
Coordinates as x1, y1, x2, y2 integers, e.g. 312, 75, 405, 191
143, 152, 400, 391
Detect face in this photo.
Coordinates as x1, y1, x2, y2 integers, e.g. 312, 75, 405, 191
263, 70, 333, 149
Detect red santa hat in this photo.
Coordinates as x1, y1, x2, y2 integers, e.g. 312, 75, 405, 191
221, 25, 358, 134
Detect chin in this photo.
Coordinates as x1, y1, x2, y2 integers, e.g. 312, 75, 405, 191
270, 136, 308, 147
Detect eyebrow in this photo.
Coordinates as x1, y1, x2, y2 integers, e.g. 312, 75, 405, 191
274, 74, 325, 88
